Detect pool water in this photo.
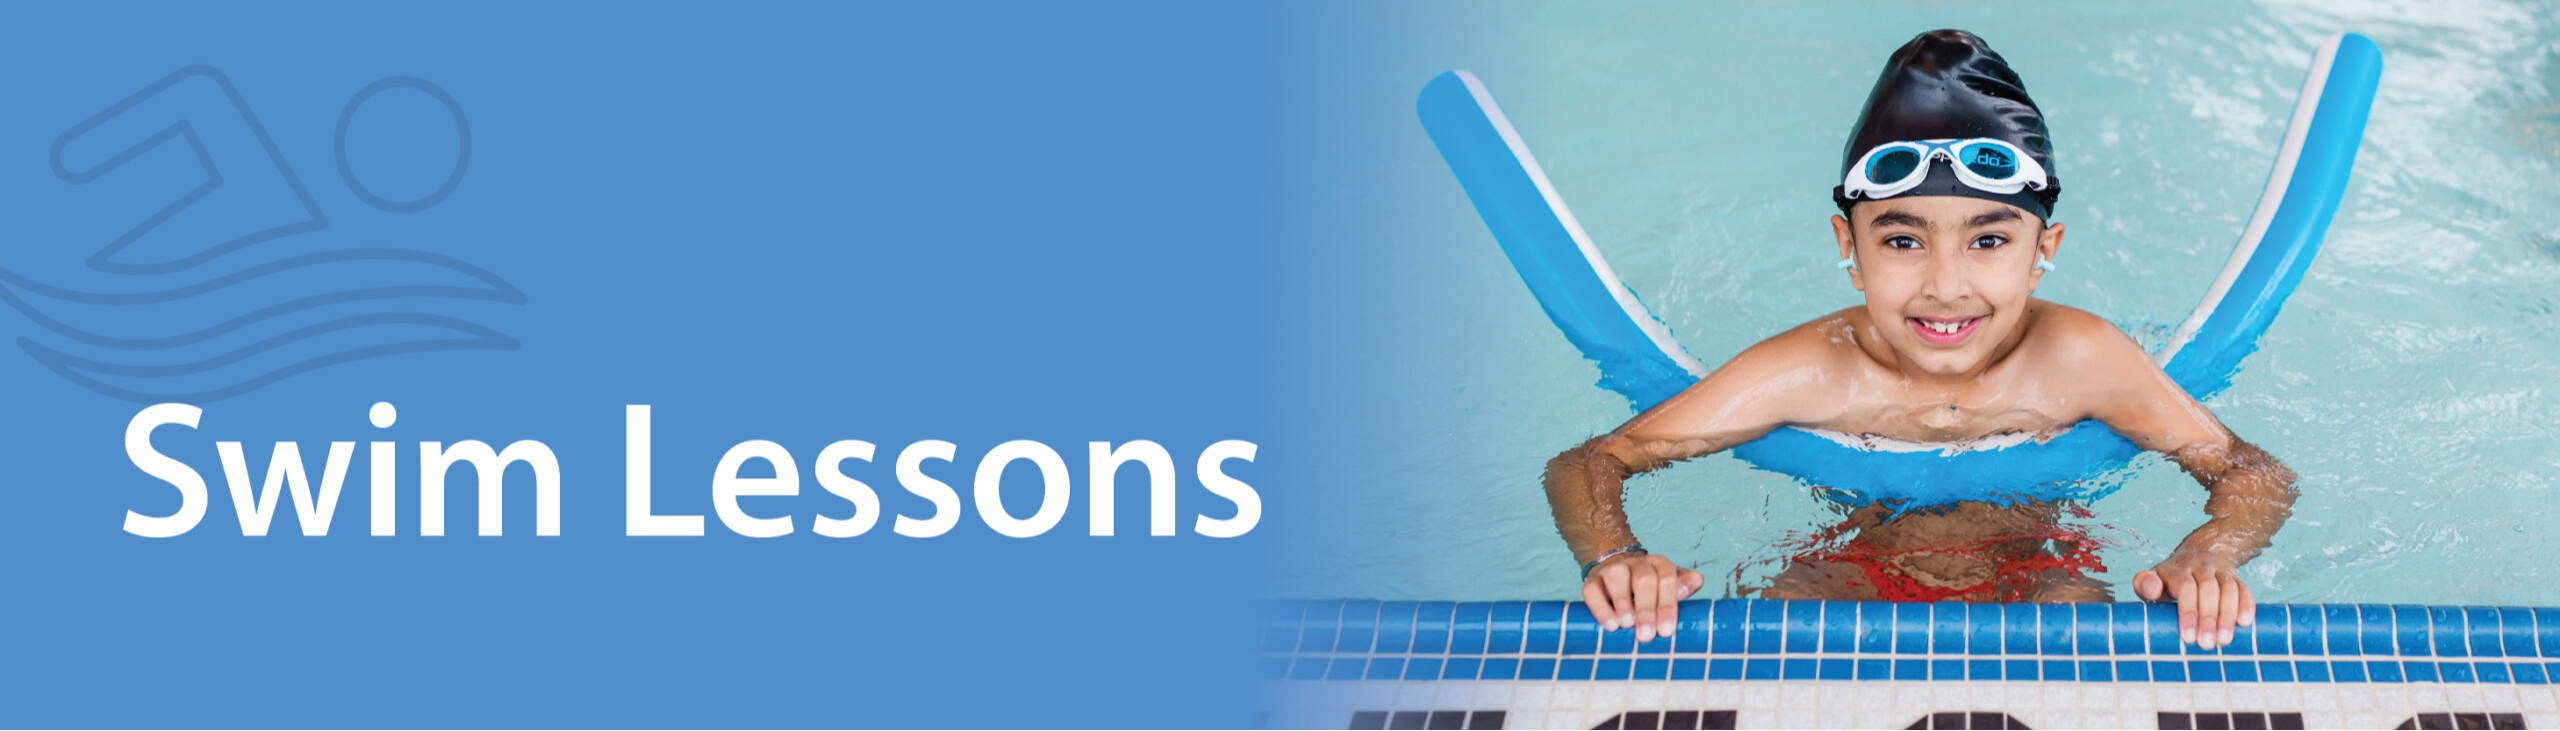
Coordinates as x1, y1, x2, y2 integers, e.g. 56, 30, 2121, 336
1268, 0, 2560, 606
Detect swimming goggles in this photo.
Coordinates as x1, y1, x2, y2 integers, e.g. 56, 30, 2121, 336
1840, 138, 2052, 201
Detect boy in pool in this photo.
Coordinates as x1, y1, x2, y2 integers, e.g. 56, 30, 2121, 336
1541, 30, 2298, 649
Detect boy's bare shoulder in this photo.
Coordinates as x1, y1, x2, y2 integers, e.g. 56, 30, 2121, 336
2014, 300, 2155, 376
1734, 306, 1872, 369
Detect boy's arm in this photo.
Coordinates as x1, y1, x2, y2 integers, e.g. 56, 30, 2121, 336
2071, 316, 2299, 650
1545, 331, 1836, 643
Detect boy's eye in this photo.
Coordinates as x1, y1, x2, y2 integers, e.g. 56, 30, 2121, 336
1884, 235, 1920, 250
1971, 234, 2008, 249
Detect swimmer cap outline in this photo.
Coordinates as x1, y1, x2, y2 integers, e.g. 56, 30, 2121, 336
1833, 29, 2061, 221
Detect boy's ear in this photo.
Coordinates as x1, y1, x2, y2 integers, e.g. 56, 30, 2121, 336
2031, 220, 2066, 288
1830, 214, 1864, 292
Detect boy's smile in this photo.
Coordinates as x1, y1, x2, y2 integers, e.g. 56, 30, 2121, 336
1831, 194, 2065, 378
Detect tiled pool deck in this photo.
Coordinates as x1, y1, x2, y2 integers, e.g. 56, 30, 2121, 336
1257, 600, 2560, 729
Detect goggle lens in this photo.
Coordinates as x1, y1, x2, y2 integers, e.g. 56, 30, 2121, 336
1957, 142, 2018, 180
1866, 148, 1922, 184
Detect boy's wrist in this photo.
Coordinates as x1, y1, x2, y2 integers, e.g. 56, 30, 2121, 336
1580, 545, 1649, 579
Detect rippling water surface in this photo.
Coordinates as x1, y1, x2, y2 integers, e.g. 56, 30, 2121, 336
1269, 0, 2560, 604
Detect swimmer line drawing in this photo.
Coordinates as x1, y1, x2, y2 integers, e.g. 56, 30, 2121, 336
3, 65, 523, 403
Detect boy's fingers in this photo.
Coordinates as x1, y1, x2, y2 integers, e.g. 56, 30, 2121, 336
2133, 570, 2161, 601
1680, 569, 1705, 599
2218, 575, 2242, 645
2174, 574, 2199, 645
1600, 567, 1635, 630
2192, 578, 2222, 650
1583, 582, 1615, 632
1655, 569, 1683, 637
1632, 570, 1661, 642
2238, 581, 2257, 627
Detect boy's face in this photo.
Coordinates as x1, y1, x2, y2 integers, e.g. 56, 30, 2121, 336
1830, 195, 2065, 377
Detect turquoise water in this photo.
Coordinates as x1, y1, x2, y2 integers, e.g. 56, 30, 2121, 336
1268, 0, 2560, 605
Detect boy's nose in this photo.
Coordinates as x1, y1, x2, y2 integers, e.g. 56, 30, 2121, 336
1919, 248, 1969, 299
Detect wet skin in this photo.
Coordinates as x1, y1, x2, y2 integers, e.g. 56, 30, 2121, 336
1541, 196, 2298, 647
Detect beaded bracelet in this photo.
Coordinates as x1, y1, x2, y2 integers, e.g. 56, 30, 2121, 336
1578, 544, 1648, 579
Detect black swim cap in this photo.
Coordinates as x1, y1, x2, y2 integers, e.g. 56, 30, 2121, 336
1833, 29, 2060, 222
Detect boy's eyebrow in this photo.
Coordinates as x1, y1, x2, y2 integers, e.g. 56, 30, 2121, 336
1866, 209, 1928, 229
1968, 209, 2023, 227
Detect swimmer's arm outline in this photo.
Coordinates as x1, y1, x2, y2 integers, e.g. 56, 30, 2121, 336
2073, 315, 2299, 649
1543, 328, 1840, 643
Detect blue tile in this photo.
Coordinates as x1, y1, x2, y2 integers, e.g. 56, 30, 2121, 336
1671, 603, 1710, 654
2041, 603, 2075, 655
1969, 604, 2002, 655
2518, 663, 2550, 685
1262, 601, 1307, 653
2501, 607, 2537, 658
2077, 604, 2112, 655
1446, 657, 1485, 681
1375, 601, 1418, 654
2149, 603, 2184, 655
2188, 660, 2224, 682
1932, 602, 1967, 655
2360, 605, 2396, 656
2222, 617, 2255, 656
2443, 662, 2478, 684
2116, 660, 2150, 682
1560, 603, 1597, 654
1524, 602, 1565, 654
2223, 660, 2258, 682
1857, 658, 1891, 681
1516, 657, 1555, 681
1856, 602, 1893, 654
2081, 660, 2114, 682
1600, 620, 1636, 654
2404, 661, 2440, 683
1451, 603, 1490, 655
1403, 658, 1443, 681
2427, 606, 2464, 658
1298, 601, 1343, 653
1287, 657, 1327, 681
2005, 659, 2038, 681
1256, 656, 1291, 679
1786, 601, 1823, 653
2253, 605, 2290, 655
2260, 660, 2294, 682
2005, 604, 2041, 654
1327, 658, 1366, 680
1783, 658, 1818, 680
1708, 658, 1743, 681
2406, 605, 2447, 654
1819, 658, 1853, 681
1821, 601, 1858, 653
1593, 658, 1631, 681
1744, 658, 1781, 681
1412, 603, 1453, 654
1556, 658, 1594, 681
2043, 659, 2076, 681
2290, 605, 2324, 657
2479, 662, 2511, 684
1338, 600, 1381, 653
1747, 600, 1785, 655
2542, 608, 2560, 658
2113, 603, 2150, 655
1671, 658, 1707, 681
2331, 660, 2368, 683
2367, 660, 2405, 683
1893, 659, 1927, 681
1479, 658, 1519, 681
2296, 660, 2331, 683
1366, 658, 1406, 680
2327, 604, 2362, 656
1894, 602, 1930, 654
2467, 607, 2502, 658
1969, 659, 2001, 681
1711, 599, 1747, 654
1931, 659, 1965, 681
2152, 661, 2187, 682
1481, 602, 1524, 654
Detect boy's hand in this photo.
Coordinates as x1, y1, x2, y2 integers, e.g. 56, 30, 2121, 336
1582, 553, 1705, 644
2133, 550, 2255, 650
